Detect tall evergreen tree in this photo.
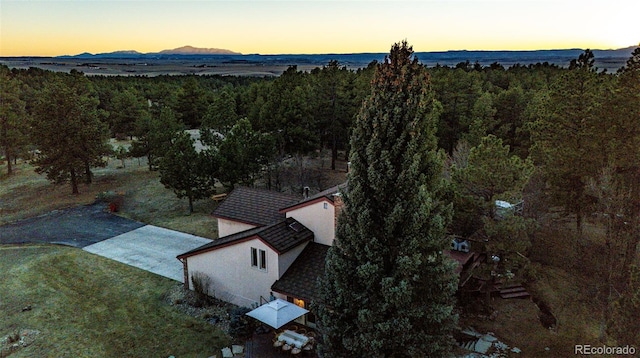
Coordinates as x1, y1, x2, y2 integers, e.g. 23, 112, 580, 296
601, 45, 640, 286
109, 89, 147, 139
215, 118, 275, 189
175, 76, 208, 128
30, 74, 110, 194
0, 67, 28, 175
159, 131, 211, 213
201, 86, 239, 137
311, 60, 358, 170
131, 106, 183, 170
316, 41, 458, 357
531, 49, 605, 236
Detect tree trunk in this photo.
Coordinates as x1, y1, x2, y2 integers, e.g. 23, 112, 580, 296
331, 132, 338, 171
5, 146, 12, 175
70, 168, 79, 194
85, 162, 92, 184
188, 195, 194, 214
576, 209, 583, 238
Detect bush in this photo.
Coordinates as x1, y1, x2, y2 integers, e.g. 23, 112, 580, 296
228, 306, 254, 339
190, 271, 213, 307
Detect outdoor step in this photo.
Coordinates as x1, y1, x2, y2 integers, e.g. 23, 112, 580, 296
500, 286, 527, 294
500, 291, 531, 299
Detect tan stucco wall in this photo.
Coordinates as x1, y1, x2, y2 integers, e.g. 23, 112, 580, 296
217, 218, 257, 238
186, 238, 278, 307
286, 200, 335, 246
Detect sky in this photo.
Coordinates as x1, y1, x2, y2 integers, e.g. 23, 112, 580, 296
0, 0, 638, 57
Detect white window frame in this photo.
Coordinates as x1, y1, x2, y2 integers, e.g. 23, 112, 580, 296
251, 247, 267, 271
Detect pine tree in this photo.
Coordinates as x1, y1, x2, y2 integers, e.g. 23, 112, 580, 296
216, 118, 275, 188
158, 131, 212, 213
0, 67, 28, 175
531, 49, 605, 236
30, 74, 110, 194
316, 41, 458, 357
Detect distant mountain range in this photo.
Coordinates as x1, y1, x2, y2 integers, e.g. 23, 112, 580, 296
45, 45, 638, 71
59, 45, 241, 58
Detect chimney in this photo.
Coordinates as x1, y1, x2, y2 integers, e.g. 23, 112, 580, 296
303, 186, 310, 199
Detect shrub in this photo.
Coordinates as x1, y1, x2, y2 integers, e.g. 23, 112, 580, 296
190, 271, 213, 307
228, 306, 254, 339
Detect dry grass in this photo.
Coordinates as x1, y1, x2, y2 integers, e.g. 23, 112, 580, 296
0, 153, 231, 356
0, 245, 229, 357
0, 157, 219, 238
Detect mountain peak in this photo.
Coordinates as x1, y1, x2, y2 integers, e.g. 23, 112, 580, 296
158, 45, 240, 55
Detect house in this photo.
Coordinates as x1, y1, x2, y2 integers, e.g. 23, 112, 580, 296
177, 185, 344, 327
177, 183, 478, 328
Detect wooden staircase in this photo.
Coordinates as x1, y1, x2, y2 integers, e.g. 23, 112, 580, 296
498, 284, 530, 299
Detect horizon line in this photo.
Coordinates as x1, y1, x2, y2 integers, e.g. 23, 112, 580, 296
2, 45, 637, 59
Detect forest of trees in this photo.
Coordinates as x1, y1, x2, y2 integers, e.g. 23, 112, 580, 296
1, 43, 639, 349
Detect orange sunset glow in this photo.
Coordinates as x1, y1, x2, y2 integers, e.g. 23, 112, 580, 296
1, 0, 637, 57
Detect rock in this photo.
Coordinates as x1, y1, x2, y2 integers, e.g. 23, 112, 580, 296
481, 334, 498, 343
221, 347, 233, 358
474, 339, 492, 354
231, 345, 243, 354
511, 347, 522, 353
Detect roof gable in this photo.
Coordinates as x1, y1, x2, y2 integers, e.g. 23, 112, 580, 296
213, 186, 300, 226
279, 183, 346, 213
177, 217, 313, 259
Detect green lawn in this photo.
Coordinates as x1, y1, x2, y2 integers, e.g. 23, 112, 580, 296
0, 245, 229, 357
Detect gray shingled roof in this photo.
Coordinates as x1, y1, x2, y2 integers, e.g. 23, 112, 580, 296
213, 186, 300, 226
178, 217, 313, 258
271, 242, 330, 302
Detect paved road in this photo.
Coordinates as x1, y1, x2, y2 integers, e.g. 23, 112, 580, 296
0, 202, 145, 247
0, 203, 211, 281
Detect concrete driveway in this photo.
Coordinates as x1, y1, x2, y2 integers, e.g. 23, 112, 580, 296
0, 203, 211, 282
83, 225, 211, 281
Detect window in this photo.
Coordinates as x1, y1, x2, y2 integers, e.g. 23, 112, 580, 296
293, 298, 305, 308
251, 247, 258, 267
251, 247, 266, 271
259, 249, 266, 270
323, 202, 328, 209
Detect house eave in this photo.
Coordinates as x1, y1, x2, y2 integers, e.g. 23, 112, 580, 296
279, 197, 334, 213
270, 286, 314, 303
177, 234, 262, 259
212, 214, 263, 227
